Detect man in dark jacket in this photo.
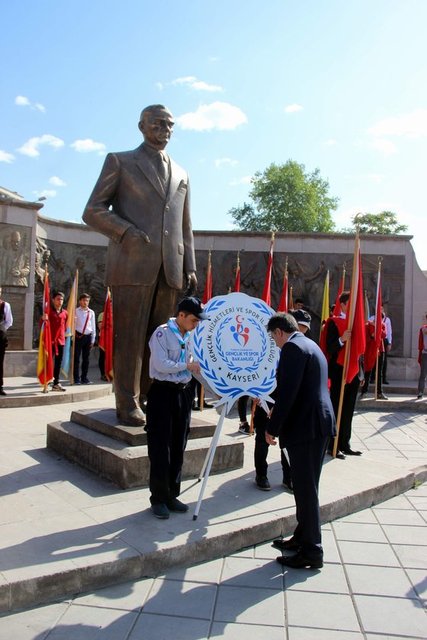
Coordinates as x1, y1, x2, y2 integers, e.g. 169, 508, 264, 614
266, 313, 336, 569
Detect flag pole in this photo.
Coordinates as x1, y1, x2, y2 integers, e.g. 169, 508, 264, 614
42, 267, 49, 393
332, 231, 360, 458
374, 257, 382, 401
70, 270, 79, 385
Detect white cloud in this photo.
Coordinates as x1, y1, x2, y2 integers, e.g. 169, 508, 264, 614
368, 109, 427, 138
33, 189, 57, 199
325, 138, 337, 146
49, 176, 67, 187
70, 139, 106, 154
15, 95, 30, 106
215, 157, 238, 168
229, 175, 252, 186
156, 81, 164, 91
15, 95, 46, 112
370, 138, 397, 156
17, 134, 64, 157
172, 76, 223, 92
284, 103, 303, 113
177, 102, 248, 131
0, 150, 15, 163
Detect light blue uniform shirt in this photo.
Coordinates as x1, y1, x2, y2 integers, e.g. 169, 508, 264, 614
149, 319, 192, 384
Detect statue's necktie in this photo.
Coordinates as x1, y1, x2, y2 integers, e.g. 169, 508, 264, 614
157, 151, 168, 183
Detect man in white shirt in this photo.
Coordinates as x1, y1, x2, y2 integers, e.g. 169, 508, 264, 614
74, 293, 96, 384
0, 287, 13, 395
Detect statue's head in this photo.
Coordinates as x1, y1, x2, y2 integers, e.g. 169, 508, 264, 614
10, 230, 22, 251
138, 104, 174, 150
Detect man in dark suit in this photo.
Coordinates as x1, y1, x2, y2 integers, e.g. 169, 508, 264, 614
83, 105, 197, 426
265, 313, 336, 569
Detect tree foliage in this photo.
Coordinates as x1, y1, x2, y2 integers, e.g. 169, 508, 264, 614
348, 211, 408, 234
229, 160, 338, 232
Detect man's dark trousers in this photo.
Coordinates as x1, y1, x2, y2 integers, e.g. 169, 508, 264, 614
74, 333, 92, 382
254, 405, 291, 485
287, 435, 329, 559
329, 364, 359, 451
0, 331, 8, 388
146, 382, 194, 505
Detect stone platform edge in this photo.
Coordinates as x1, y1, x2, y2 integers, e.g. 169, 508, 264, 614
1, 464, 426, 615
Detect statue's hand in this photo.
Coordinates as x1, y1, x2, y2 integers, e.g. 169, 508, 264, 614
123, 227, 150, 243
186, 272, 197, 295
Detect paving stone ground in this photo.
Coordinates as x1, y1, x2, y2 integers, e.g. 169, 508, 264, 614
0, 378, 426, 638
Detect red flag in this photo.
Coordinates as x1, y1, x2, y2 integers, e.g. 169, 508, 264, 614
261, 233, 275, 305
344, 237, 366, 384
234, 252, 241, 292
374, 262, 383, 352
37, 273, 54, 387
202, 250, 213, 303
99, 288, 113, 382
333, 265, 346, 316
277, 260, 288, 312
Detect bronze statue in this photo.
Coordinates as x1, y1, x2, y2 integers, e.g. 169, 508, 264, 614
83, 105, 197, 426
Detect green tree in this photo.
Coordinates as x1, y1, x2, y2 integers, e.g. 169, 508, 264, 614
229, 160, 338, 232
349, 211, 408, 234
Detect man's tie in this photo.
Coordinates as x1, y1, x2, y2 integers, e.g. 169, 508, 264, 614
157, 151, 168, 183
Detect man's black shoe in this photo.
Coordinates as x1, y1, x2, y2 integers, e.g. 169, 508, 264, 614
342, 448, 362, 456
202, 401, 213, 408
74, 378, 81, 385
167, 498, 188, 512
276, 553, 323, 569
255, 475, 271, 491
377, 393, 388, 400
329, 450, 346, 459
272, 537, 300, 551
192, 402, 200, 411
383, 380, 390, 385
0, 388, 6, 396
81, 378, 92, 385
151, 503, 170, 519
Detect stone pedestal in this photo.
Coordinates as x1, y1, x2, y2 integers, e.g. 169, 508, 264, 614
47, 409, 244, 489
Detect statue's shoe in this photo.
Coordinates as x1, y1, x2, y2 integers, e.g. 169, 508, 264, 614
117, 408, 146, 427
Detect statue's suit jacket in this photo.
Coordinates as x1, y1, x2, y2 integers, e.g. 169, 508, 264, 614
82, 144, 196, 289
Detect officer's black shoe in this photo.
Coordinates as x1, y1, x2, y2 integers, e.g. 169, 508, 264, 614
167, 498, 188, 512
151, 503, 170, 519
255, 475, 271, 491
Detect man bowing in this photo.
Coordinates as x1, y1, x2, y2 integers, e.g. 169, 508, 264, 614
266, 313, 336, 569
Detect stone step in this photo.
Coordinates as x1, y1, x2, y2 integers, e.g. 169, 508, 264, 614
47, 419, 244, 489
357, 395, 426, 413
0, 381, 112, 408
70, 408, 216, 446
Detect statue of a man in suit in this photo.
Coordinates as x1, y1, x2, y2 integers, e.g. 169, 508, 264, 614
83, 105, 197, 426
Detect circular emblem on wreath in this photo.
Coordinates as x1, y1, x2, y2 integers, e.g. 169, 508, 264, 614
190, 292, 279, 412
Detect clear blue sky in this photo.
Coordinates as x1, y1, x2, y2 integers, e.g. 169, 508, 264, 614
1, 0, 426, 268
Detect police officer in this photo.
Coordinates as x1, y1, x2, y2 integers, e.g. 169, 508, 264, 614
146, 297, 207, 519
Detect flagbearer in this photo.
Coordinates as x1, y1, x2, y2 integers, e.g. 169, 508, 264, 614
325, 291, 362, 458
0, 287, 13, 396
146, 297, 207, 519
74, 293, 96, 384
44, 291, 68, 391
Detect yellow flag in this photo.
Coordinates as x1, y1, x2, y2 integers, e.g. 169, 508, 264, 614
321, 270, 330, 322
